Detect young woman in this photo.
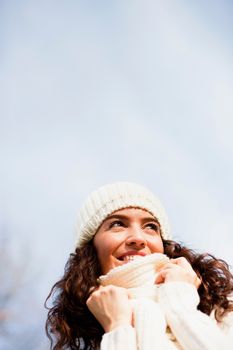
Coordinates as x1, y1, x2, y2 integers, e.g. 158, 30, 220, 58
46, 182, 233, 349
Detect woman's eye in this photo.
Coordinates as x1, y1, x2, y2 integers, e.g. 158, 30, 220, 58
109, 220, 124, 229
145, 223, 159, 232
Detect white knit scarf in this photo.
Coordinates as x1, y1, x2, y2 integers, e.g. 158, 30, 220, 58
99, 253, 179, 350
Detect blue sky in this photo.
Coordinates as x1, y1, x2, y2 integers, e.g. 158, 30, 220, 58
1, 1, 233, 348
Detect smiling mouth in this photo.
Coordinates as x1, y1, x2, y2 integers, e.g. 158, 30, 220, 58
117, 253, 146, 263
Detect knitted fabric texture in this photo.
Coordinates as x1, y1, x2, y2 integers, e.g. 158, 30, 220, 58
76, 182, 171, 247
99, 253, 180, 350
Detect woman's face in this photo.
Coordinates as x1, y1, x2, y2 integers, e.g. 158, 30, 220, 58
93, 207, 164, 275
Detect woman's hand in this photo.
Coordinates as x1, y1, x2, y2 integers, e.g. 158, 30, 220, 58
155, 257, 201, 289
86, 285, 133, 333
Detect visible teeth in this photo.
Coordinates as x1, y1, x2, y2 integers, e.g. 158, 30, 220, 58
123, 255, 143, 262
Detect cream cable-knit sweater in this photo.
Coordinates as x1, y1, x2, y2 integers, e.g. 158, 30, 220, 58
99, 254, 233, 350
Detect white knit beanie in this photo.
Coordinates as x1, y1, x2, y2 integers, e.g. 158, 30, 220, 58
75, 182, 171, 247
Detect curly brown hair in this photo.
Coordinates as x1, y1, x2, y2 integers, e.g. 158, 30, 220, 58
45, 239, 233, 350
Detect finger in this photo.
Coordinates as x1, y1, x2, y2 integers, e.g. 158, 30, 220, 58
156, 262, 174, 273
89, 286, 96, 294
155, 270, 166, 284
170, 258, 194, 272
194, 275, 202, 288
170, 257, 190, 267
88, 285, 102, 296
157, 263, 179, 275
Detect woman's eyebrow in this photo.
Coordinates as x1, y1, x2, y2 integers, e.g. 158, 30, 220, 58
103, 214, 127, 223
103, 214, 160, 224
141, 217, 160, 225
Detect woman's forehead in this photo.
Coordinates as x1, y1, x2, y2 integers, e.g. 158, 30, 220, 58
106, 207, 159, 221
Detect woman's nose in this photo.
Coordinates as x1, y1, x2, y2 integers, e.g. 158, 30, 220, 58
125, 228, 146, 248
